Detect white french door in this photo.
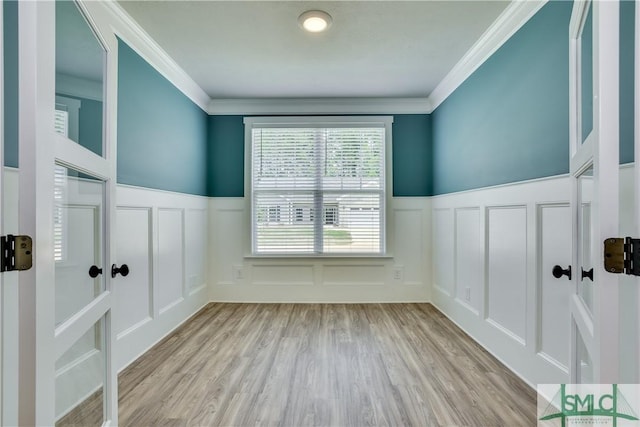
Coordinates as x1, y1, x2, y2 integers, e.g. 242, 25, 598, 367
568, 0, 620, 384
0, 1, 4, 423
18, 1, 118, 425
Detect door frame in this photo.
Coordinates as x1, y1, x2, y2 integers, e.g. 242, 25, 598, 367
0, 0, 4, 422
635, 0, 640, 382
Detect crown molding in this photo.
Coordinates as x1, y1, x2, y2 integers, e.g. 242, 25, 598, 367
427, 0, 548, 112
207, 97, 433, 116
91, 0, 547, 117
99, 0, 211, 111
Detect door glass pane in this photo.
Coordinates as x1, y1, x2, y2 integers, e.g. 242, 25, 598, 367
578, 165, 593, 313
55, 317, 105, 426
54, 164, 105, 326
55, 0, 105, 157
576, 325, 594, 383
580, 2, 593, 144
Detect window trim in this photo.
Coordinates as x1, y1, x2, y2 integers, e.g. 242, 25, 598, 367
244, 116, 394, 257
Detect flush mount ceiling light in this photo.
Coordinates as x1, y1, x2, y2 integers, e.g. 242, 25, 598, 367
298, 10, 332, 33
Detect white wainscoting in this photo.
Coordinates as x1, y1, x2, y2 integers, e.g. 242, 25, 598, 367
114, 185, 209, 371
208, 197, 431, 302
432, 167, 640, 386
431, 175, 572, 386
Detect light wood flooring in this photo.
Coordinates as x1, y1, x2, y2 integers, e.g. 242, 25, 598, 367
61, 303, 537, 426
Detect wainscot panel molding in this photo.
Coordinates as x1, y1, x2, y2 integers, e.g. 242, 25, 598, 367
115, 184, 209, 372
208, 197, 431, 303
431, 173, 571, 387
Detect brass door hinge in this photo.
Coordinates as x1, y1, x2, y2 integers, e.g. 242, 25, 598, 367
604, 237, 640, 276
0, 235, 33, 272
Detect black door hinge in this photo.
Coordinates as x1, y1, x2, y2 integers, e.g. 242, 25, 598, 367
604, 237, 640, 276
0, 235, 33, 273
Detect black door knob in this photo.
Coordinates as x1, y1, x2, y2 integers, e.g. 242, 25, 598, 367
552, 265, 572, 280
581, 268, 593, 281
89, 265, 102, 278
111, 264, 129, 278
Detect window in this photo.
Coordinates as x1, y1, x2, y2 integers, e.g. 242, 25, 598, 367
246, 116, 391, 255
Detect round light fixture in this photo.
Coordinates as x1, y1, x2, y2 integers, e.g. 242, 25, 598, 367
298, 10, 332, 33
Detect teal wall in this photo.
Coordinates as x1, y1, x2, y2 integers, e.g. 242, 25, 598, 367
621, 0, 635, 163
2, 1, 635, 197
432, 0, 635, 196
4, 0, 18, 168
432, 1, 572, 195
207, 115, 245, 197
117, 39, 208, 196
55, 94, 103, 156
206, 114, 433, 197
392, 114, 433, 196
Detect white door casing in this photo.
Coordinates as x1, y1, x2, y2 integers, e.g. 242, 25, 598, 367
635, 0, 640, 382
0, 1, 4, 422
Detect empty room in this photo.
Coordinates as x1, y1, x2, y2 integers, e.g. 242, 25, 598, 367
1, 0, 638, 425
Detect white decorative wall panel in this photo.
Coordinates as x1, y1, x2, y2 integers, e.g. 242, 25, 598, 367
433, 208, 454, 295
487, 206, 527, 343
251, 264, 315, 286
157, 208, 185, 313
454, 208, 482, 313
539, 204, 571, 370
185, 208, 207, 292
114, 207, 152, 337
393, 208, 424, 285
323, 264, 386, 286
212, 205, 244, 285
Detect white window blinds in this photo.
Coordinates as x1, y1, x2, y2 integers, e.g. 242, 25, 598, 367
54, 106, 69, 137
250, 122, 387, 255
54, 106, 69, 262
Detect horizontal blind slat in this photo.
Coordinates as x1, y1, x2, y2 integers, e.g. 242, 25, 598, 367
252, 126, 384, 254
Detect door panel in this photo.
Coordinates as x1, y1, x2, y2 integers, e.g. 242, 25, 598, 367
55, 316, 105, 426
54, 165, 105, 327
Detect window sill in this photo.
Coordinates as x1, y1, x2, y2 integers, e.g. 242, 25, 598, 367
244, 254, 394, 260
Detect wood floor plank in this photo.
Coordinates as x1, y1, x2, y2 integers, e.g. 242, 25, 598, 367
59, 303, 537, 426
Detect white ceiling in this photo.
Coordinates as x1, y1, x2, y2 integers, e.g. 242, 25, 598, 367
117, 1, 510, 99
